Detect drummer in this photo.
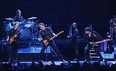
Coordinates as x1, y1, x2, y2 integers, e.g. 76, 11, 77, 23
13, 9, 24, 22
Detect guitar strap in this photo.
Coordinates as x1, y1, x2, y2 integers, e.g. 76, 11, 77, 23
15, 29, 18, 35
93, 33, 97, 38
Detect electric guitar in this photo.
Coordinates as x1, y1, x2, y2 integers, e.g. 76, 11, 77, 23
9, 30, 23, 44
91, 39, 111, 48
42, 31, 64, 46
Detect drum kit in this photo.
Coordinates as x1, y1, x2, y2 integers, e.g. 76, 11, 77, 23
4, 17, 39, 41
109, 16, 116, 40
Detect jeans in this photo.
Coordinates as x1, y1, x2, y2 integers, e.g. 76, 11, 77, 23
40, 40, 64, 61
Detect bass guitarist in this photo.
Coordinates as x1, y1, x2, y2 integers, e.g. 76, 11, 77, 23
7, 22, 20, 62
38, 23, 64, 61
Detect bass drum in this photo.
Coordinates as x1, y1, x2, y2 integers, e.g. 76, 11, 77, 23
19, 28, 31, 40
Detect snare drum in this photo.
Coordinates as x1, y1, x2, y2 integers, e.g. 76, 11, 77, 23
24, 24, 32, 28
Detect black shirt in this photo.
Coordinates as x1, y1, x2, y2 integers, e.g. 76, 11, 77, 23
39, 27, 54, 40
84, 30, 103, 44
70, 28, 79, 43
8, 28, 20, 41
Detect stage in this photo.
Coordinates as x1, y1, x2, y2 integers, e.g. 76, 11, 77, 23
1, 60, 116, 68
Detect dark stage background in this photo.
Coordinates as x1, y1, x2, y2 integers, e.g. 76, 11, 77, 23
0, 0, 116, 39
0, 0, 116, 60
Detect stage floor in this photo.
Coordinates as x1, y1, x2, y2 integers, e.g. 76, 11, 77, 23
2, 60, 116, 66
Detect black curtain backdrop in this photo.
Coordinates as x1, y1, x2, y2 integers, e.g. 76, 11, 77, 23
0, 0, 116, 39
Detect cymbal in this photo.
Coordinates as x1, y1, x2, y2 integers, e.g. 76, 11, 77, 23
28, 17, 37, 20
5, 17, 14, 21
12, 21, 24, 25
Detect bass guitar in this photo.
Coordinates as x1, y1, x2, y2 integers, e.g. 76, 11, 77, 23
9, 30, 23, 44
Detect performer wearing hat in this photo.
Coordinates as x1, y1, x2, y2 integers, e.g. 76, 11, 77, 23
83, 27, 104, 61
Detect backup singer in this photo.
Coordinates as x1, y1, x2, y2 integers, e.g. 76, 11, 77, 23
7, 23, 20, 62
38, 23, 64, 61
68, 22, 79, 60
84, 27, 104, 61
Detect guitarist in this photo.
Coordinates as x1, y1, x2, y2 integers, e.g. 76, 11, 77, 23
84, 27, 105, 61
38, 23, 64, 61
7, 23, 20, 62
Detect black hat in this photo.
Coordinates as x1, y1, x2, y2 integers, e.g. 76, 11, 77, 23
85, 27, 92, 32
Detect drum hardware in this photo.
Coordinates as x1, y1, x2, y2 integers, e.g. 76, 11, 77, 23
109, 18, 116, 40
24, 17, 37, 28
12, 19, 27, 25
19, 17, 38, 41
5, 18, 14, 21
30, 22, 38, 41
4, 17, 14, 33
24, 21, 35, 28
27, 17, 38, 41
28, 17, 37, 20
4, 17, 39, 41
109, 16, 116, 46
26, 17, 38, 50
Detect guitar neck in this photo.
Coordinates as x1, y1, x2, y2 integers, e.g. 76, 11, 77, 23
50, 33, 60, 40
96, 41, 105, 44
11, 30, 23, 38
50, 31, 64, 41
95, 39, 110, 44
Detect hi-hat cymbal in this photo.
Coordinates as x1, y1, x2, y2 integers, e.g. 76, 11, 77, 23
28, 17, 37, 20
5, 17, 14, 21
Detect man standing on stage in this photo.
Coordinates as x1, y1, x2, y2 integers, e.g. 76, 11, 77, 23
7, 23, 20, 62
68, 22, 79, 60
84, 27, 105, 61
38, 23, 64, 61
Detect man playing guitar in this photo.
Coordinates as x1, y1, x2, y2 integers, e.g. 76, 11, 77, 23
83, 27, 110, 61
38, 23, 64, 61
7, 22, 20, 62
